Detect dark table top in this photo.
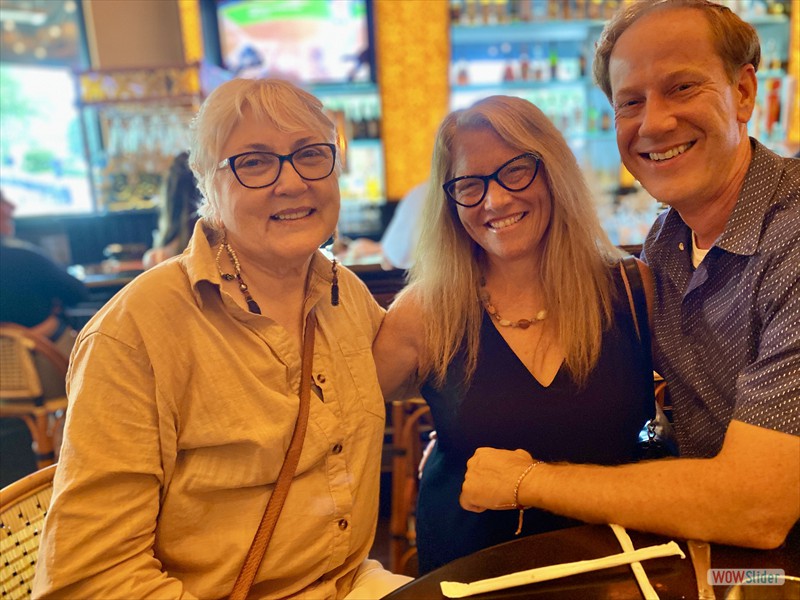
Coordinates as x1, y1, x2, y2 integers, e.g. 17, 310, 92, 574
385, 524, 800, 599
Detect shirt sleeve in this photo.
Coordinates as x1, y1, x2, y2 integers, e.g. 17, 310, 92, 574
733, 236, 800, 435
32, 331, 198, 600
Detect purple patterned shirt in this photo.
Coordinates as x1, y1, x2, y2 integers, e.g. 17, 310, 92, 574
641, 139, 799, 458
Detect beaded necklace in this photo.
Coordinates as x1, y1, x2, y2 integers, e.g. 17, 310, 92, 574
216, 238, 262, 315
479, 280, 547, 329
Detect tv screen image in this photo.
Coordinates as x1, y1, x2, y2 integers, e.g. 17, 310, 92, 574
217, 0, 371, 84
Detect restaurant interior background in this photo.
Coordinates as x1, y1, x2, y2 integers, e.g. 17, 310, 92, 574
1, 0, 797, 273
0, 0, 798, 574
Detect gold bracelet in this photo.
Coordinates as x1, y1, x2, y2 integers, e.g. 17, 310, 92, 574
513, 461, 540, 535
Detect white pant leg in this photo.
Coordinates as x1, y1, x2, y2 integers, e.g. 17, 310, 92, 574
343, 559, 413, 599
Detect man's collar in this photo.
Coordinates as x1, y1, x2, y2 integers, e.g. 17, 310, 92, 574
648, 138, 784, 258
714, 138, 785, 256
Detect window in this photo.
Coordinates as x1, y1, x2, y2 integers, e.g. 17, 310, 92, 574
0, 0, 90, 216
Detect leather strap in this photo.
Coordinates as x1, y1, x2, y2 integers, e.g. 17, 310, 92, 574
619, 257, 657, 422
618, 256, 651, 353
228, 307, 317, 600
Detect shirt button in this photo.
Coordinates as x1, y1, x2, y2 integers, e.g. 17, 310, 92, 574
678, 242, 685, 251
338, 519, 348, 530
332, 443, 343, 454
316, 373, 326, 384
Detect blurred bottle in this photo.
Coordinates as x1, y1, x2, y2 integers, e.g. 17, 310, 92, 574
516, 0, 532, 22
450, 0, 463, 23
765, 78, 781, 139
519, 45, 530, 81
495, 0, 510, 23
366, 100, 381, 139
480, 0, 492, 24
464, 0, 478, 24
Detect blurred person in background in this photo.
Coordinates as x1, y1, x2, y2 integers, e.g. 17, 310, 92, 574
142, 151, 202, 269
0, 189, 87, 356
338, 181, 427, 270
33, 79, 410, 600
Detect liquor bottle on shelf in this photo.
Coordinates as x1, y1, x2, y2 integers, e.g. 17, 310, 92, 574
450, 0, 463, 23
531, 44, 548, 81
516, 0, 532, 22
519, 46, 530, 81
765, 78, 781, 139
502, 60, 516, 82
548, 0, 561, 20
548, 45, 559, 81
495, 0, 510, 23
366, 100, 381, 140
464, 0, 478, 25
350, 102, 366, 140
531, 0, 548, 21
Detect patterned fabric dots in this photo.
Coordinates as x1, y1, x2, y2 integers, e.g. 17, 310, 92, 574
641, 140, 800, 458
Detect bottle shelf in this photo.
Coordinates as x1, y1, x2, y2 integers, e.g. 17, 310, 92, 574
451, 21, 604, 45
452, 78, 590, 92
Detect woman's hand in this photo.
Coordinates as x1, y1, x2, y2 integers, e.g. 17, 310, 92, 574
460, 448, 536, 512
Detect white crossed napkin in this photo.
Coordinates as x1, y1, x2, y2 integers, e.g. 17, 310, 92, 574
439, 528, 685, 599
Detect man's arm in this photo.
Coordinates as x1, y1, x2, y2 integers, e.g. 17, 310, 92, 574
461, 421, 799, 548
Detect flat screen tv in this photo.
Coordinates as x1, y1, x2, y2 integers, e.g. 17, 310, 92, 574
213, 0, 373, 85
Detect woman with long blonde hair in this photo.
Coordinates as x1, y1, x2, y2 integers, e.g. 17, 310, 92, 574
374, 95, 656, 572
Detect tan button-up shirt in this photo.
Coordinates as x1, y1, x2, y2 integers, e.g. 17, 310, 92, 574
33, 224, 386, 599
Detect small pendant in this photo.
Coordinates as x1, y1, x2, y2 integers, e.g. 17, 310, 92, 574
246, 298, 262, 315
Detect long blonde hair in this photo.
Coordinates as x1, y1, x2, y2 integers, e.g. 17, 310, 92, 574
404, 95, 621, 388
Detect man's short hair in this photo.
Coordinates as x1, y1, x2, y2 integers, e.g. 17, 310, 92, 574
593, 0, 761, 101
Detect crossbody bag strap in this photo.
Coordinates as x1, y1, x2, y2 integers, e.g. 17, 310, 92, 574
228, 307, 318, 600
618, 256, 651, 353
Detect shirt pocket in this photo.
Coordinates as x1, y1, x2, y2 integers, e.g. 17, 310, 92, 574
336, 333, 385, 420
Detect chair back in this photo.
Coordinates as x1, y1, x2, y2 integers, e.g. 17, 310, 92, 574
390, 397, 434, 577
0, 324, 68, 404
0, 464, 57, 599
0, 324, 70, 468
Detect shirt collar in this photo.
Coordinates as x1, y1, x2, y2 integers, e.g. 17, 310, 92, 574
646, 138, 784, 259
715, 138, 785, 256
181, 220, 333, 310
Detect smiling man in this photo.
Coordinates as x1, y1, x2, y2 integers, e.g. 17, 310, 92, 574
459, 0, 799, 549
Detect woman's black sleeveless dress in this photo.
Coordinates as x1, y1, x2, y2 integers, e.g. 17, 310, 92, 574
416, 270, 653, 573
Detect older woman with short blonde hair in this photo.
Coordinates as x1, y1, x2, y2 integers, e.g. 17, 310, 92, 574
34, 79, 410, 599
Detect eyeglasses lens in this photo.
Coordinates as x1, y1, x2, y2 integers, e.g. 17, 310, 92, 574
498, 155, 538, 189
447, 154, 539, 207
233, 144, 335, 188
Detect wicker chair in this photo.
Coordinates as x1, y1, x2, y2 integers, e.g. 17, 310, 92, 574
389, 397, 434, 577
0, 464, 57, 599
0, 324, 69, 469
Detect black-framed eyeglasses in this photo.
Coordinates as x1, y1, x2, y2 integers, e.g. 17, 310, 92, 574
443, 152, 542, 208
218, 143, 336, 189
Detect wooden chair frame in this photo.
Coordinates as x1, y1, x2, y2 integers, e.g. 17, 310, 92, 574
389, 398, 433, 577
0, 324, 69, 468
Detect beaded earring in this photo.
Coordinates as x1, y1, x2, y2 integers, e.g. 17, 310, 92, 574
331, 258, 339, 306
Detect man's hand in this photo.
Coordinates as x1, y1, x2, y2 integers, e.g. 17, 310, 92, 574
460, 448, 536, 512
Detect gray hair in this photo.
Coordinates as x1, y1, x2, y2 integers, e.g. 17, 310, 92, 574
188, 78, 341, 231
